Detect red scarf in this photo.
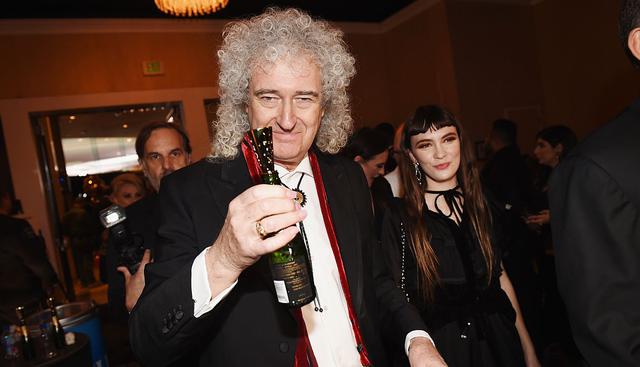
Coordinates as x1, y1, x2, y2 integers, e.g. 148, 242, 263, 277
241, 138, 371, 366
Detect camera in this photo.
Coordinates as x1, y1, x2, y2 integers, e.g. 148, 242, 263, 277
99, 204, 145, 274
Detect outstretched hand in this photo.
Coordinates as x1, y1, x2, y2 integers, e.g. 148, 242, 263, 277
408, 337, 448, 367
526, 209, 550, 225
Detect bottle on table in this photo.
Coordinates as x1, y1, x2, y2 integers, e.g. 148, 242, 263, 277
46, 297, 66, 349
15, 306, 36, 361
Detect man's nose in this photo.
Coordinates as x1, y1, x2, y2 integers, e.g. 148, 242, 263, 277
162, 157, 174, 171
277, 99, 296, 130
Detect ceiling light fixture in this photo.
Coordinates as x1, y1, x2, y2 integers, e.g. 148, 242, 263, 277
155, 0, 229, 17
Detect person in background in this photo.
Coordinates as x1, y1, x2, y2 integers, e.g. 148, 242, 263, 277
342, 127, 390, 188
380, 105, 540, 367
527, 125, 577, 226
62, 186, 103, 288
376, 121, 398, 174
482, 118, 533, 215
481, 118, 542, 356
342, 126, 394, 237
107, 121, 192, 318
129, 8, 445, 366
527, 124, 578, 362
385, 122, 406, 198
99, 172, 147, 283
0, 188, 58, 327
109, 173, 146, 209
549, 1, 640, 364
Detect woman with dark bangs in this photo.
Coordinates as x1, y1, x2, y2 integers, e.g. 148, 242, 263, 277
380, 105, 539, 366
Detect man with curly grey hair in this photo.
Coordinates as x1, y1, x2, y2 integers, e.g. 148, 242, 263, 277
129, 8, 445, 367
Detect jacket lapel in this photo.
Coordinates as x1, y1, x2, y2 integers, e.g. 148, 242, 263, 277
315, 152, 365, 315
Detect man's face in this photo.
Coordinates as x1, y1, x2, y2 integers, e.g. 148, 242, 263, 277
246, 57, 324, 170
140, 128, 190, 191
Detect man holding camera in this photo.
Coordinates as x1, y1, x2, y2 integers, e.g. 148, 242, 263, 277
107, 122, 192, 317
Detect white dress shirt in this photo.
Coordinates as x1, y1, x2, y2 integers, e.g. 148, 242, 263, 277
189, 155, 432, 364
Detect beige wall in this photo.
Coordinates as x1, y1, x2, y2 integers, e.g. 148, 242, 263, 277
533, 0, 640, 139
0, 32, 219, 98
384, 1, 460, 123
447, 0, 544, 152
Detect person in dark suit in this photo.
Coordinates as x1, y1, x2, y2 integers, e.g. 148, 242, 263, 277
0, 190, 57, 326
129, 8, 445, 367
549, 1, 640, 365
107, 122, 192, 317
481, 119, 542, 356
482, 118, 533, 216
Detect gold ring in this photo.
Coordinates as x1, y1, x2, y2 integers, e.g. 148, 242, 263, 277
255, 221, 267, 238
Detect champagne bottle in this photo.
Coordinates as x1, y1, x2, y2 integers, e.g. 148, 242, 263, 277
15, 306, 36, 360
46, 297, 66, 349
248, 127, 316, 307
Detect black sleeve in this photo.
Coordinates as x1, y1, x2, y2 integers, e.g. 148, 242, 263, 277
106, 232, 127, 320
549, 155, 640, 366
345, 161, 426, 352
17, 220, 57, 288
128, 177, 224, 366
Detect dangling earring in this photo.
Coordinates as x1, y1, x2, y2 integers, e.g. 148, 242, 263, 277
414, 162, 423, 186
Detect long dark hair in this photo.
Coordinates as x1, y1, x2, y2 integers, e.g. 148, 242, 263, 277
399, 105, 494, 301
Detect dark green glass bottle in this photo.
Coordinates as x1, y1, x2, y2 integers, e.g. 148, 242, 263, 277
15, 306, 36, 360
46, 297, 66, 349
248, 127, 315, 307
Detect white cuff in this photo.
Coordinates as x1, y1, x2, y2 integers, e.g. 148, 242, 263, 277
191, 246, 238, 318
405, 330, 435, 356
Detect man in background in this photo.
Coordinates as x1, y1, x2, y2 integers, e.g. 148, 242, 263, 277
549, 1, 640, 365
107, 121, 192, 316
0, 188, 57, 326
481, 118, 542, 355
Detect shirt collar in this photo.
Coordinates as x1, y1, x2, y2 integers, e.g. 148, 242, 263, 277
274, 155, 314, 180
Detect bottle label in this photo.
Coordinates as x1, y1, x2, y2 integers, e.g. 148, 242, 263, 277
270, 255, 313, 305
273, 280, 289, 303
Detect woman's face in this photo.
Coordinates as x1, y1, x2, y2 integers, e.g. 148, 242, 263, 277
111, 183, 144, 208
409, 125, 461, 190
356, 150, 389, 187
533, 138, 561, 168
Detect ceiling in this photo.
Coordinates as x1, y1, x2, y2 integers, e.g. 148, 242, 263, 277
2, 0, 419, 23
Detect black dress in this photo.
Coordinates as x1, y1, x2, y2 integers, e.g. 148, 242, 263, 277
380, 198, 525, 367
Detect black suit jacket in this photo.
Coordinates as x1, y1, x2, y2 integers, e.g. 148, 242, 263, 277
129, 150, 425, 366
0, 215, 57, 326
549, 98, 640, 366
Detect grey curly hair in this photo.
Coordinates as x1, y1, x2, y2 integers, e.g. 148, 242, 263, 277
210, 7, 357, 159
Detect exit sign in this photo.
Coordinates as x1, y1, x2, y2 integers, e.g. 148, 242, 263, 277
142, 60, 164, 76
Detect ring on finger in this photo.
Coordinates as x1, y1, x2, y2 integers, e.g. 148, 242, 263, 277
255, 220, 267, 238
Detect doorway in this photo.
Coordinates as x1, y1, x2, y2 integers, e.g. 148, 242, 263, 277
31, 101, 183, 301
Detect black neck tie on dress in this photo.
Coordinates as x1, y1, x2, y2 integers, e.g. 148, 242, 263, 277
426, 186, 464, 223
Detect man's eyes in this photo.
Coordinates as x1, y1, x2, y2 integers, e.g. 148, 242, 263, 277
257, 95, 316, 105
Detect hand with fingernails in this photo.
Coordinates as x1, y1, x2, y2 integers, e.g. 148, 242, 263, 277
204, 184, 306, 299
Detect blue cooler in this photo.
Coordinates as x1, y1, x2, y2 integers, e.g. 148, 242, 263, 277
58, 302, 108, 367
